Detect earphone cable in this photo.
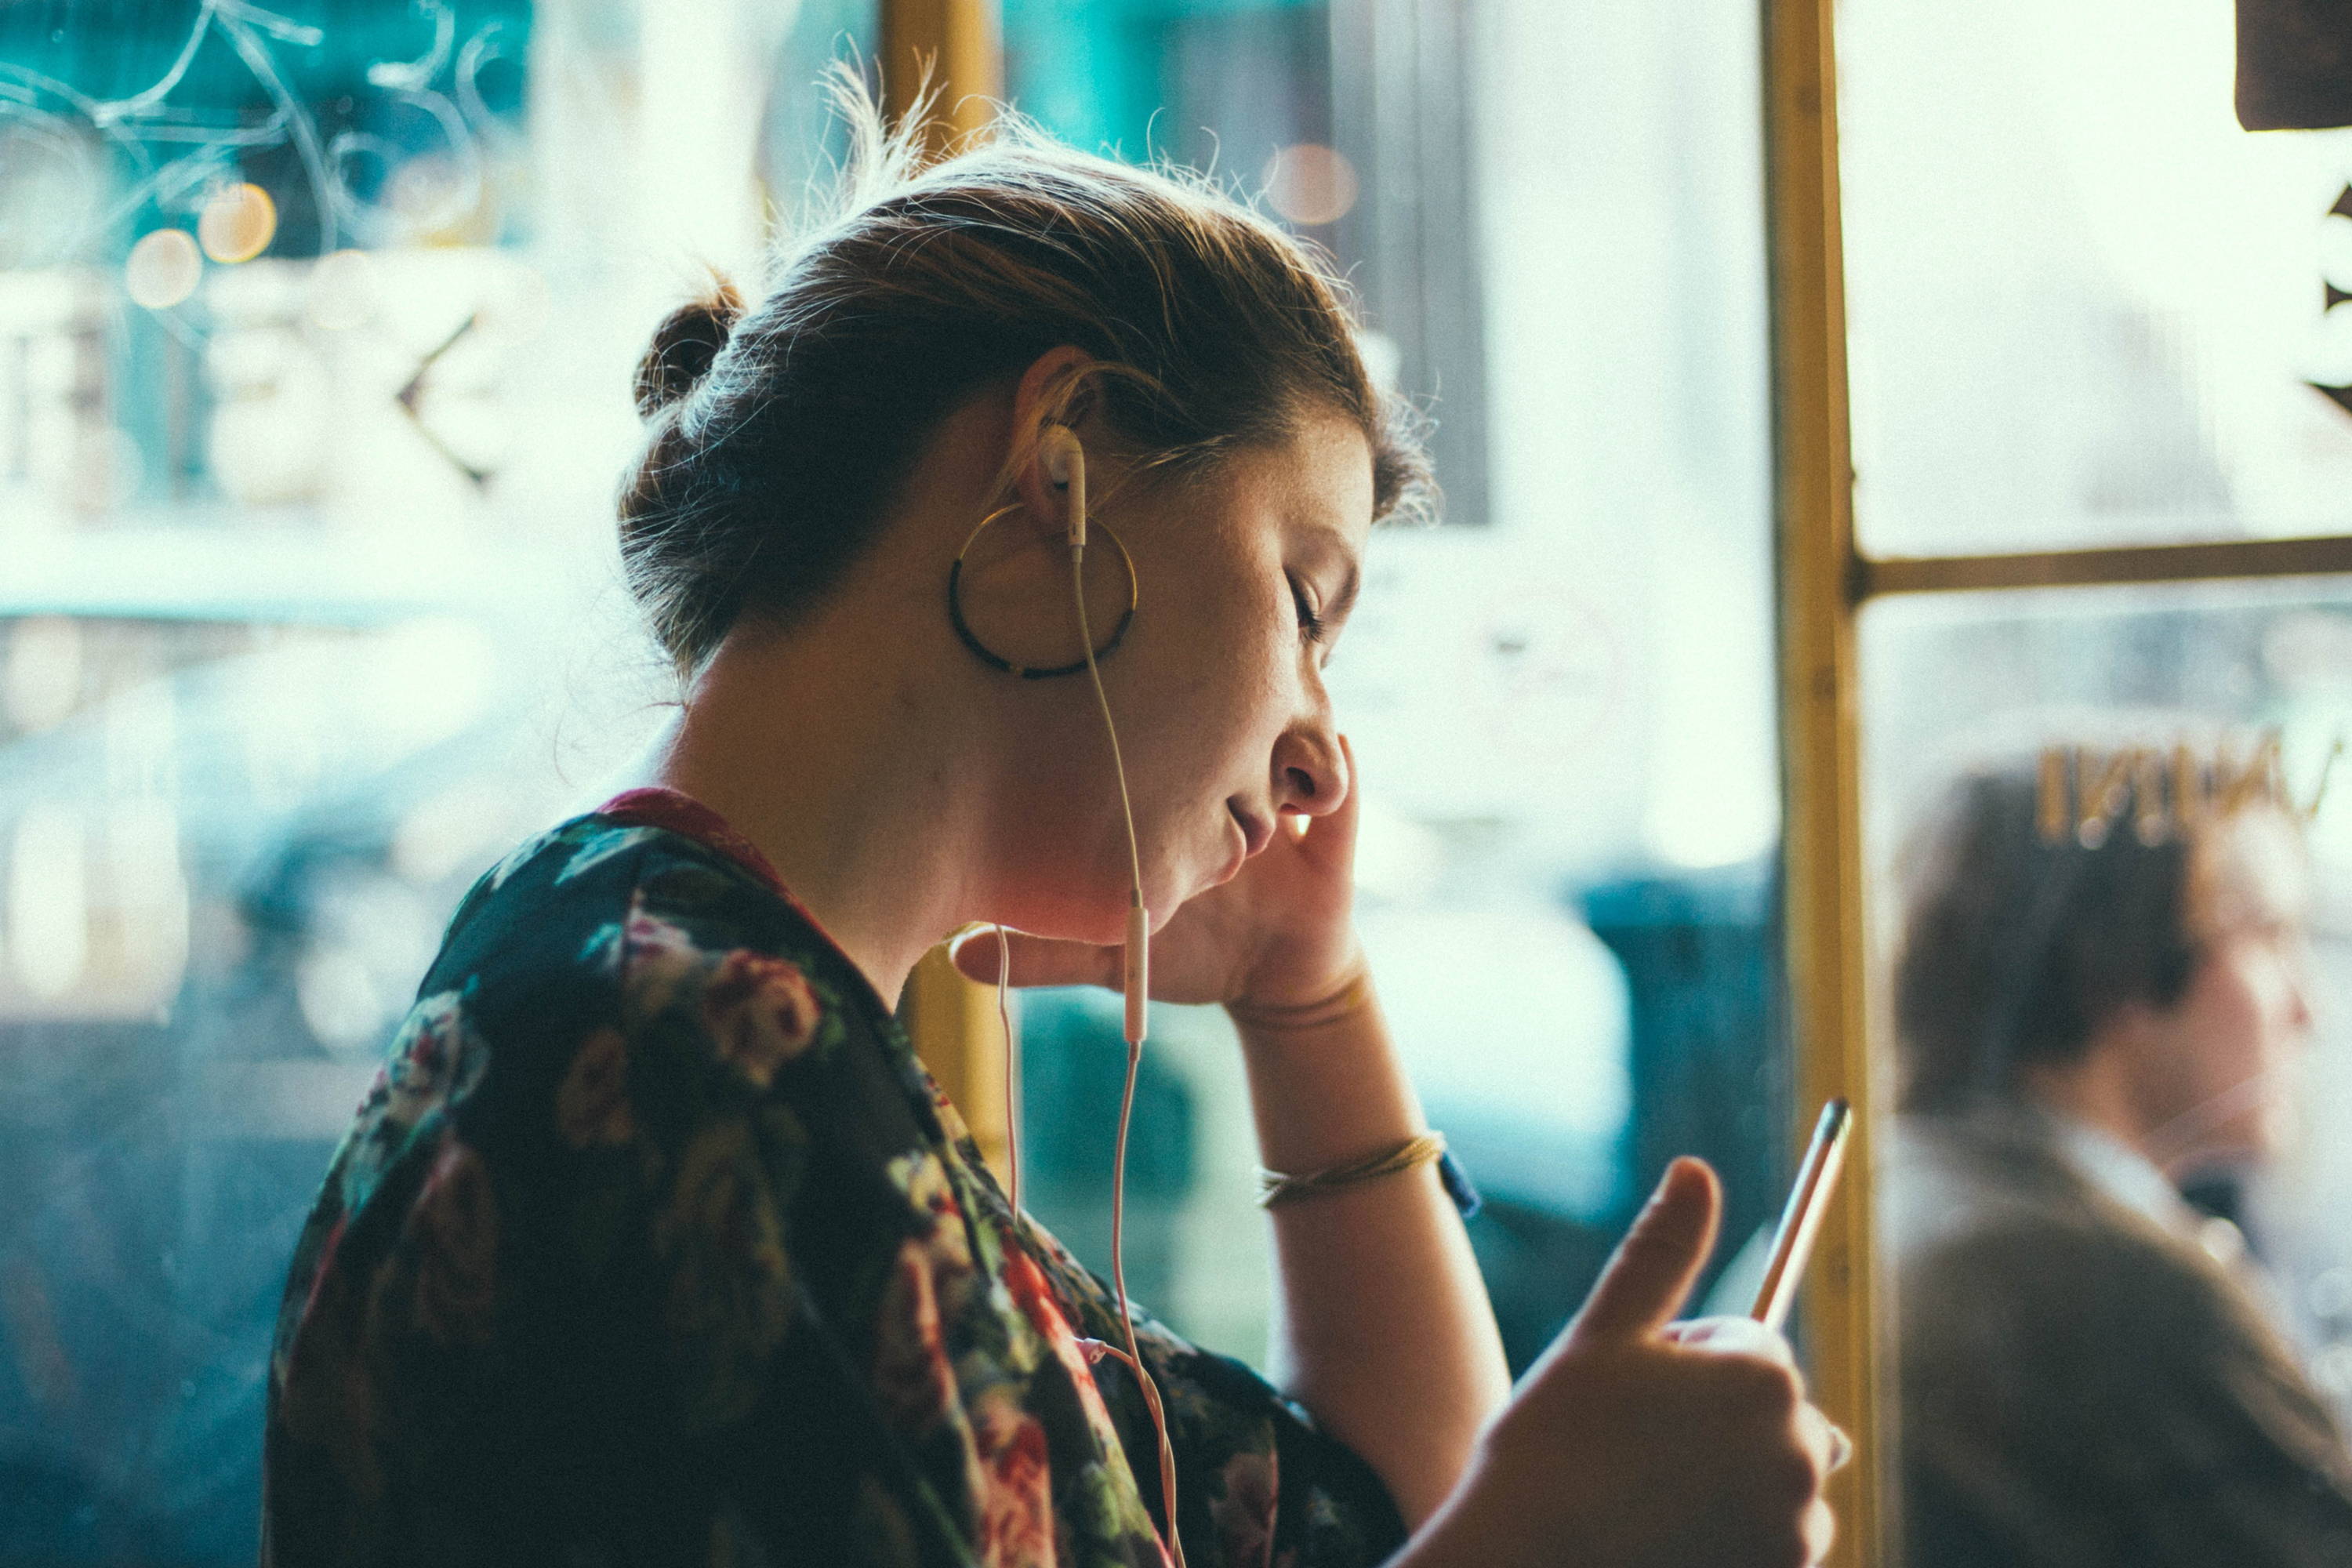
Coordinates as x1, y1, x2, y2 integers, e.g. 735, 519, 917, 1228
1073, 545, 1147, 894
996, 922, 1021, 1218
1111, 1034, 1184, 1566
1073, 517, 1187, 1568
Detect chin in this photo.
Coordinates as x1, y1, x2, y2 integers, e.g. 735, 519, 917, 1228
1150, 852, 1232, 922
2249, 1101, 2303, 1165
992, 834, 1217, 944
2173, 1108, 2292, 1179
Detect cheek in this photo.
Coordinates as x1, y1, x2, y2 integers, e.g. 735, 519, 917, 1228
2180, 953, 2285, 1083
1134, 585, 1286, 754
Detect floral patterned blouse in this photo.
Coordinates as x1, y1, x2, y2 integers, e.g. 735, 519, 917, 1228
263, 787, 1406, 1567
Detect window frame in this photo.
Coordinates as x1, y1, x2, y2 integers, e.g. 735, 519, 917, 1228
1766, 2, 2352, 1562
1764, 1, 1877, 1559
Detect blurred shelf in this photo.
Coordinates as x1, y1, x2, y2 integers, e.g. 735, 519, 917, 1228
0, 524, 584, 626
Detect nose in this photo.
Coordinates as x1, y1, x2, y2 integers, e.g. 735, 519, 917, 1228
1272, 723, 1348, 818
2272, 928, 2321, 1047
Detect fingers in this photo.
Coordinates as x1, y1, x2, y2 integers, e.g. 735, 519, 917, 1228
1804, 1496, 1838, 1565
1568, 1156, 1722, 1342
947, 926, 1119, 990
1796, 1400, 1851, 1476
1672, 1316, 1849, 1475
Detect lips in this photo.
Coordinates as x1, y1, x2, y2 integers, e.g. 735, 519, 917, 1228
1228, 801, 1273, 858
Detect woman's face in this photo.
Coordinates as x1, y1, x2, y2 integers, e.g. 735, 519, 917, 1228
990, 407, 1372, 942
2135, 807, 2317, 1172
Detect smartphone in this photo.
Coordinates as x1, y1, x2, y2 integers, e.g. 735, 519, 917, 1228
1748, 1098, 1853, 1334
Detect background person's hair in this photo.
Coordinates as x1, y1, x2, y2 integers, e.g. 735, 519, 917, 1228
617, 70, 1434, 676
1890, 731, 2304, 1115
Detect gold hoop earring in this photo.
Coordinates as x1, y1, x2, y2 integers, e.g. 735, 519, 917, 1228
946, 503, 1138, 679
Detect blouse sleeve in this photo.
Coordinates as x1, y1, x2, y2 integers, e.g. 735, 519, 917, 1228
264, 882, 974, 1565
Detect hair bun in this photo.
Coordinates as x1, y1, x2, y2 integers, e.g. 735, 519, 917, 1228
633, 276, 745, 418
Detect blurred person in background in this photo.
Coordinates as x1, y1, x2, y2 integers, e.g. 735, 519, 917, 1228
260, 81, 1842, 1568
1886, 731, 2352, 1568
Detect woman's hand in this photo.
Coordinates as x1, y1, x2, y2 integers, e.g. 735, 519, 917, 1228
1403, 1159, 1845, 1568
949, 735, 1366, 1010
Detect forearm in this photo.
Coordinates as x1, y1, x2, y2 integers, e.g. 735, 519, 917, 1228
1230, 981, 1511, 1530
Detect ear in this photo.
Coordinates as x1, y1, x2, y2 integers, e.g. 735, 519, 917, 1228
1007, 346, 1102, 539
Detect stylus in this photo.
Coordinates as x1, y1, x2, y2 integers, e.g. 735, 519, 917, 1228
1749, 1098, 1853, 1334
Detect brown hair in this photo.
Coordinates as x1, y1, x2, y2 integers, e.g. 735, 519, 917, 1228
1891, 736, 2304, 1114
618, 74, 1433, 675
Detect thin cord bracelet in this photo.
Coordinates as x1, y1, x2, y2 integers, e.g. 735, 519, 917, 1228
1258, 1131, 1449, 1208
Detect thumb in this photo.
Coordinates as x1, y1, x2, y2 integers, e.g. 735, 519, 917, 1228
947, 926, 1120, 990
1567, 1156, 1722, 1342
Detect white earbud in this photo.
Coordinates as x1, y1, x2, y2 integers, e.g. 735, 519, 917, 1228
1040, 423, 1087, 553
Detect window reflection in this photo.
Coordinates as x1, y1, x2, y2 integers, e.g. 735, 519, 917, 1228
1840, 0, 2352, 556
1867, 586, 2352, 1562
0, 0, 877, 1558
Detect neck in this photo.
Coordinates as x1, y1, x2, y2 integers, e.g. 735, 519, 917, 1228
2025, 1045, 2162, 1169
647, 601, 993, 1010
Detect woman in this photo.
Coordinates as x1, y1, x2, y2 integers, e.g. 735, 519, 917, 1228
1886, 733, 2352, 1567
263, 87, 1839, 1567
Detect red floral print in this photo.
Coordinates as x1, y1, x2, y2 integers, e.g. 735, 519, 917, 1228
555, 1025, 636, 1148
614, 893, 704, 1022
1210, 1450, 1278, 1568
875, 1238, 960, 1437
658, 1120, 790, 1430
403, 1138, 499, 1345
971, 1385, 1055, 1568
383, 990, 467, 1128
702, 949, 824, 1088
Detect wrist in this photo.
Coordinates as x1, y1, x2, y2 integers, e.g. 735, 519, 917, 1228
1381, 1457, 1508, 1568
1225, 945, 1374, 1031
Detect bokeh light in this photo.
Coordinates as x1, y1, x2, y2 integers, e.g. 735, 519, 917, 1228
198, 182, 278, 263
1261, 143, 1359, 227
123, 227, 201, 310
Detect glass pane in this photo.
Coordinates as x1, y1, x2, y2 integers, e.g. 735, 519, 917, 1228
1838, 0, 2352, 557
1004, 0, 1793, 1376
1864, 580, 2352, 1563
0, 2, 875, 1558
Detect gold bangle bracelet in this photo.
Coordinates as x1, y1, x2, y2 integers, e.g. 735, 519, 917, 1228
1257, 1131, 1447, 1208
1224, 961, 1375, 1033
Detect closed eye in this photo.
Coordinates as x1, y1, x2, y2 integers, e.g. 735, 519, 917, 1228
1289, 575, 1328, 647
